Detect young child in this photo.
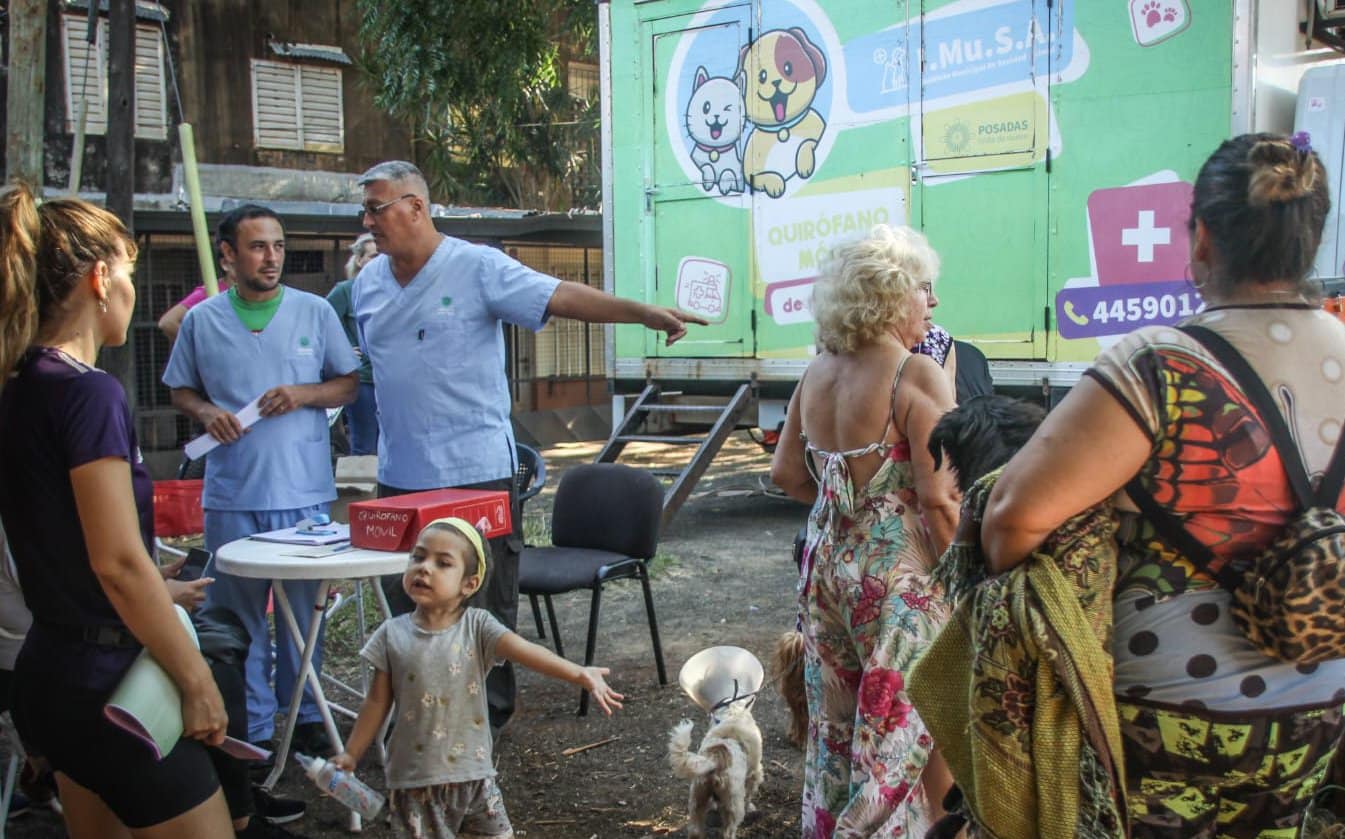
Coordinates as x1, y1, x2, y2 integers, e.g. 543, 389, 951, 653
332, 517, 622, 838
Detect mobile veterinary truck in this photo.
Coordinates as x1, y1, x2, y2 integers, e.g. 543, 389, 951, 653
599, 0, 1345, 428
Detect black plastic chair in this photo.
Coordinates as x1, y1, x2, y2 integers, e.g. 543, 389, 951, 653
515, 443, 547, 510
515, 443, 551, 641
518, 463, 668, 715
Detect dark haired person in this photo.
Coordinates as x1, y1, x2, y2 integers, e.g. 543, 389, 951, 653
164, 205, 359, 757
927, 395, 1045, 494
0, 184, 233, 836
982, 133, 1345, 834
157, 250, 235, 344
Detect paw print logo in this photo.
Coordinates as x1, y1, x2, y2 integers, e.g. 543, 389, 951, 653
1129, 0, 1189, 46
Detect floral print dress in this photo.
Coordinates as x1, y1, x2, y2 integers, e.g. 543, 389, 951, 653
798, 357, 946, 838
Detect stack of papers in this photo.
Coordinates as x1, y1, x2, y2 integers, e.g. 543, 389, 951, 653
250, 523, 351, 546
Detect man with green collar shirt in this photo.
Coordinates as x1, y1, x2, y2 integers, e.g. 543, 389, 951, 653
164, 205, 358, 757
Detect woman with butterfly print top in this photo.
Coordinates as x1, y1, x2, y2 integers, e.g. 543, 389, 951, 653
772, 225, 959, 838
983, 134, 1345, 836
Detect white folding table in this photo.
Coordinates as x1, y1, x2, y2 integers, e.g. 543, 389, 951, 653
214, 539, 407, 829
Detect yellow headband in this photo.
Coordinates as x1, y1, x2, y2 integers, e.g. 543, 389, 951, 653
423, 517, 488, 583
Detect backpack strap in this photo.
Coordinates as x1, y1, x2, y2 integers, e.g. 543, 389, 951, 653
1123, 475, 1243, 590
1121, 322, 1345, 592
1180, 324, 1317, 511
1320, 422, 1345, 510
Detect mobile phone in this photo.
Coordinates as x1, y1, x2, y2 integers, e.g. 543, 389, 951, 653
177, 548, 212, 582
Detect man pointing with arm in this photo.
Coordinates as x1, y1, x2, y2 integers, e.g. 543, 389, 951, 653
351, 161, 704, 733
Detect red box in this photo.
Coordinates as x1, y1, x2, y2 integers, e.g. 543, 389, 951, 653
153, 480, 204, 538
347, 489, 512, 552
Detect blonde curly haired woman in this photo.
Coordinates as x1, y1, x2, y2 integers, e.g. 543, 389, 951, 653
772, 224, 959, 837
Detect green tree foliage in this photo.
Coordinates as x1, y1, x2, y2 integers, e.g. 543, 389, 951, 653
355, 0, 599, 210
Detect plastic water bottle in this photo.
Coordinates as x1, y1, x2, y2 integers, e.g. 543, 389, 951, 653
295, 752, 385, 820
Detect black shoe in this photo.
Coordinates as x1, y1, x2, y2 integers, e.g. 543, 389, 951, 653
6, 791, 30, 820
292, 722, 333, 757
236, 816, 306, 838
247, 740, 276, 782
18, 762, 57, 809
252, 786, 305, 826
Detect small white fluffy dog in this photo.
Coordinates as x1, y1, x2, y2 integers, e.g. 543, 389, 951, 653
667, 703, 763, 839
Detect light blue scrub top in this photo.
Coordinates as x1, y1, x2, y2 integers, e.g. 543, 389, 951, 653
162, 288, 359, 511
352, 236, 560, 489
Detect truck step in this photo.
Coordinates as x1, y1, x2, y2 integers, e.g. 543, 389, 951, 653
595, 383, 755, 527
638, 404, 730, 414
614, 435, 707, 445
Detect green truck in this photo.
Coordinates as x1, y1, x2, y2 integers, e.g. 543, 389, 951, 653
605, 0, 1339, 406
599, 0, 1344, 435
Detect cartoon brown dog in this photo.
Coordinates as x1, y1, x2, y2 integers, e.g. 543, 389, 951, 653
736, 28, 828, 198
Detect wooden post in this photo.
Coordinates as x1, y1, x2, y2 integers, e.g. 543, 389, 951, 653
5, 0, 46, 183
103, 0, 136, 399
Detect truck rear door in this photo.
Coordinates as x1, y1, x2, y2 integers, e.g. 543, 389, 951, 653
912, 0, 1056, 361
642, 3, 757, 359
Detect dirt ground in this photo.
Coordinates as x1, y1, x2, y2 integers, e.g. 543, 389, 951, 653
10, 432, 811, 838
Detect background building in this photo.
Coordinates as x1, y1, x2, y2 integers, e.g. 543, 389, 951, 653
8, 0, 608, 475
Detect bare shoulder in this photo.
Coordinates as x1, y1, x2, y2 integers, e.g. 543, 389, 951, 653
899, 352, 950, 395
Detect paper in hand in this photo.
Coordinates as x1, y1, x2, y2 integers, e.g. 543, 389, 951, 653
184, 395, 265, 460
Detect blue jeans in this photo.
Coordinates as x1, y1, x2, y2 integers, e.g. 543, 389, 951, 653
346, 381, 379, 456
204, 505, 327, 742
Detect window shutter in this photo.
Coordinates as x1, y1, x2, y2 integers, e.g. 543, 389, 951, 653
252, 60, 302, 150
298, 66, 343, 152
252, 60, 344, 153
63, 15, 167, 139
133, 24, 167, 140
62, 15, 108, 135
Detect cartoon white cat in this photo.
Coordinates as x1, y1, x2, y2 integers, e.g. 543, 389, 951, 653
685, 66, 746, 195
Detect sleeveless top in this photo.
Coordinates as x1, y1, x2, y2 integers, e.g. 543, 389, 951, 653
799, 355, 936, 588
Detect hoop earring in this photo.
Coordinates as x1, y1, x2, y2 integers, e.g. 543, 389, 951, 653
1185, 263, 1207, 292
98, 298, 108, 314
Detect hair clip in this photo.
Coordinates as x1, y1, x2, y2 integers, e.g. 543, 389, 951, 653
1290, 131, 1312, 154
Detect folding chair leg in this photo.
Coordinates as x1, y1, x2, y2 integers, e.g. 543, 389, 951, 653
529, 593, 546, 640
637, 563, 668, 685
578, 585, 603, 717
0, 751, 17, 831
544, 595, 565, 659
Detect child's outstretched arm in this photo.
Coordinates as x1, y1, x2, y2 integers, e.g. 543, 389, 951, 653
495, 632, 624, 715
331, 668, 394, 771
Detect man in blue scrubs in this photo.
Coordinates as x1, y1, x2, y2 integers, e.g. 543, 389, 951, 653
164, 205, 359, 757
352, 161, 704, 732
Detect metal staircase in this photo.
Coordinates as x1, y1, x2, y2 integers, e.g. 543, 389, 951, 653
595, 382, 754, 527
